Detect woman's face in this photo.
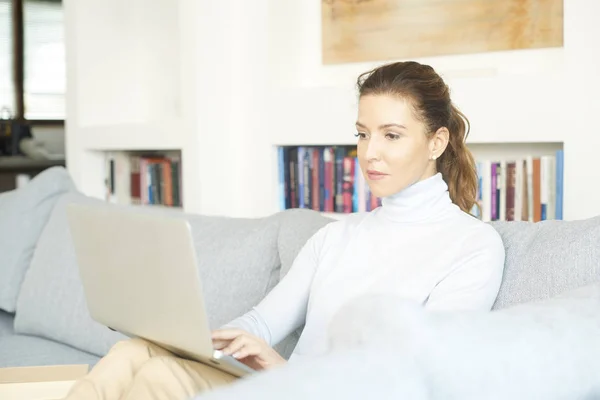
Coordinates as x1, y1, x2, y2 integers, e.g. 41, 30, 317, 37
356, 94, 438, 198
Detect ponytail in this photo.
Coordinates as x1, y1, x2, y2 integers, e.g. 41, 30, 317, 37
437, 104, 478, 214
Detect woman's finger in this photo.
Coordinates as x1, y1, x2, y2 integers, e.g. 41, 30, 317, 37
211, 339, 230, 350
222, 335, 247, 356
233, 343, 261, 360
232, 349, 248, 359
211, 329, 246, 341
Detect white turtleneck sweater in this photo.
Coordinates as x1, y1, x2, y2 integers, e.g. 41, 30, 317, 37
226, 173, 506, 362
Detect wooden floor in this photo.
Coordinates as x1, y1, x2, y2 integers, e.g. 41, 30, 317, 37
321, 0, 564, 64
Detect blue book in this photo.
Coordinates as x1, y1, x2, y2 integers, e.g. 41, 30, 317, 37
541, 204, 547, 221
297, 147, 305, 209
353, 157, 360, 212
555, 149, 564, 220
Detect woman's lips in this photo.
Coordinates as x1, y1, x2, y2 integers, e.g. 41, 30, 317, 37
367, 170, 388, 181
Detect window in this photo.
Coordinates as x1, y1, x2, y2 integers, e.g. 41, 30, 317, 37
24, 0, 64, 120
0, 0, 64, 122
0, 0, 14, 116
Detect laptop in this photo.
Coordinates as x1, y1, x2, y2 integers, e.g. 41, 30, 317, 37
66, 202, 256, 378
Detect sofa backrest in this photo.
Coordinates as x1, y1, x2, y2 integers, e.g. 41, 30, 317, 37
490, 217, 600, 310
7, 169, 600, 359
13, 192, 332, 359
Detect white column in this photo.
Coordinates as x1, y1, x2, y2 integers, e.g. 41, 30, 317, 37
186, 0, 271, 217
563, 0, 600, 220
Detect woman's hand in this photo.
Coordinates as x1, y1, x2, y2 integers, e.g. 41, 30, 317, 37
211, 329, 287, 371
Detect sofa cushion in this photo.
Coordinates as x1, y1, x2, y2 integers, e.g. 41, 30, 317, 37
0, 166, 75, 312
0, 310, 14, 337
15, 192, 283, 357
489, 217, 600, 309
0, 334, 99, 368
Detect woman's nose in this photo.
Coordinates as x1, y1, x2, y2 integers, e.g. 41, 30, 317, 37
365, 137, 382, 161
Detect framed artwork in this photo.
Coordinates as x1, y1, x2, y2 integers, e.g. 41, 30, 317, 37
321, 0, 563, 64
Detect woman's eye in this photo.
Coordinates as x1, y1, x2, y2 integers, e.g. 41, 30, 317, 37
354, 132, 367, 139
386, 133, 401, 140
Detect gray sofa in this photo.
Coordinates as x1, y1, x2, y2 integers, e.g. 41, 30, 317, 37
0, 167, 333, 367
1, 167, 600, 398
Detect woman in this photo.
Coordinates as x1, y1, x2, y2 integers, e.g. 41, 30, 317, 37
66, 60, 505, 400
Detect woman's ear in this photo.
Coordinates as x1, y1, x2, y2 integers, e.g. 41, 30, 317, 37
429, 127, 450, 160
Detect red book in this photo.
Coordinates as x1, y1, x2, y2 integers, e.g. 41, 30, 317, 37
342, 157, 354, 213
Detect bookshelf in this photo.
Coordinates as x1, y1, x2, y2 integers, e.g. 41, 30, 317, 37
103, 150, 182, 209
275, 143, 564, 223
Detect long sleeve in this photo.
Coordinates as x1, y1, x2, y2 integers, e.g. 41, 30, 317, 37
425, 225, 506, 312
222, 225, 329, 346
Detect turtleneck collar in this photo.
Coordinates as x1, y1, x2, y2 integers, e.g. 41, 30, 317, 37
376, 173, 455, 223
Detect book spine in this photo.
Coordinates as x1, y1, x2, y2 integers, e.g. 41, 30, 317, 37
278, 147, 286, 211
533, 157, 541, 222
342, 156, 354, 213
491, 163, 497, 221
506, 162, 516, 221
498, 161, 505, 221
514, 159, 523, 221
312, 148, 320, 211
335, 147, 345, 213
297, 147, 305, 209
555, 150, 564, 220
289, 148, 297, 209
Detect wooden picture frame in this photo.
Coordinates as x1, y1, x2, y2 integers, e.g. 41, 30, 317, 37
321, 0, 563, 64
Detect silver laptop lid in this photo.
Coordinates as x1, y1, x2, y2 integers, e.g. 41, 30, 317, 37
66, 203, 215, 360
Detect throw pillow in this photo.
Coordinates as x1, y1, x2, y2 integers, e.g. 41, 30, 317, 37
194, 347, 429, 400
325, 282, 600, 400
0, 166, 75, 312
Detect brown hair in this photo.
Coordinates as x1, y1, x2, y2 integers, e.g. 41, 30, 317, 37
356, 61, 478, 213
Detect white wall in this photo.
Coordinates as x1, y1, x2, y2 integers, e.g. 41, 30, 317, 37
72, 0, 181, 127
266, 0, 566, 147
